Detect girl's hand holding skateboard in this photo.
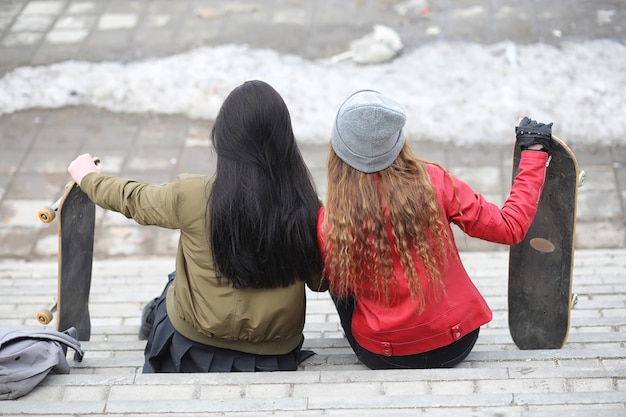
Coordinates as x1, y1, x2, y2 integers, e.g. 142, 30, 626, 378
68, 153, 103, 186
516, 116, 553, 152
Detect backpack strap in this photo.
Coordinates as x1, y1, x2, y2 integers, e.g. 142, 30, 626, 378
0, 328, 84, 362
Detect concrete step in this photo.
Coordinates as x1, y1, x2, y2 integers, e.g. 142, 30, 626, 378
5, 366, 625, 416
52, 334, 626, 375
2, 249, 625, 415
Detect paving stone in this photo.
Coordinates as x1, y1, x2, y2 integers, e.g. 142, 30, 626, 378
22, 2, 65, 15
97, 14, 139, 30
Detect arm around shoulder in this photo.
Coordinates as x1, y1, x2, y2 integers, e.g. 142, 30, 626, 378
306, 273, 329, 292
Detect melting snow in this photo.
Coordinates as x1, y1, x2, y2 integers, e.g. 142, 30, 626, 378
1, 40, 624, 145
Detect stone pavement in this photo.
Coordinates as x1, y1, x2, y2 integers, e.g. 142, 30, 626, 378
0, 0, 625, 258
0, 0, 625, 415
2, 250, 625, 415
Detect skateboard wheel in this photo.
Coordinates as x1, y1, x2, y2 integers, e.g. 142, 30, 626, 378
36, 309, 54, 325
38, 206, 56, 223
578, 170, 586, 187
570, 293, 578, 309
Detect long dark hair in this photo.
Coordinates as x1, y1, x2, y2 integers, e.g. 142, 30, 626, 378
208, 80, 322, 289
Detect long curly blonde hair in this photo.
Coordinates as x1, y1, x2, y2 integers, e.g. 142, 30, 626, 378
323, 142, 455, 309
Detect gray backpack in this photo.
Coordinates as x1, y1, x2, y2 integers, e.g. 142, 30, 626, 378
0, 328, 84, 400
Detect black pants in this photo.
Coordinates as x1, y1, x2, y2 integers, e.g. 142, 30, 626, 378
332, 295, 479, 369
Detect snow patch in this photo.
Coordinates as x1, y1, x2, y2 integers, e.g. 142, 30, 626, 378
1, 40, 624, 145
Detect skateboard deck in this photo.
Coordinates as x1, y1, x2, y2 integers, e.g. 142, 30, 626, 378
508, 135, 581, 350
37, 180, 95, 341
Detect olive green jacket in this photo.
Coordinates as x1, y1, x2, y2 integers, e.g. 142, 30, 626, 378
81, 173, 327, 355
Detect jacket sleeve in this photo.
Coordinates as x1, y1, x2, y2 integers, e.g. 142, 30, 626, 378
80, 172, 181, 229
440, 150, 548, 245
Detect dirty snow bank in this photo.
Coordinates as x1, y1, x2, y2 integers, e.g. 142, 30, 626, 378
0, 40, 624, 145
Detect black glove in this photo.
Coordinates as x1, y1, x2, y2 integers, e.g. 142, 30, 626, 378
516, 116, 552, 152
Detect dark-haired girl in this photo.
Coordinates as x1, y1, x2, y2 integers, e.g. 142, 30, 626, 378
68, 80, 327, 373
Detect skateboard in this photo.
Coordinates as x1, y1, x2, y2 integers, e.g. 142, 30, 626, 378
36, 165, 97, 341
508, 136, 584, 350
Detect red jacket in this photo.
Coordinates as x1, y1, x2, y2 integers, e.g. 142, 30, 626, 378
317, 150, 548, 356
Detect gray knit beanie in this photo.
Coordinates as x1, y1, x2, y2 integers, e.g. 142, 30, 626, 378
331, 90, 406, 173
